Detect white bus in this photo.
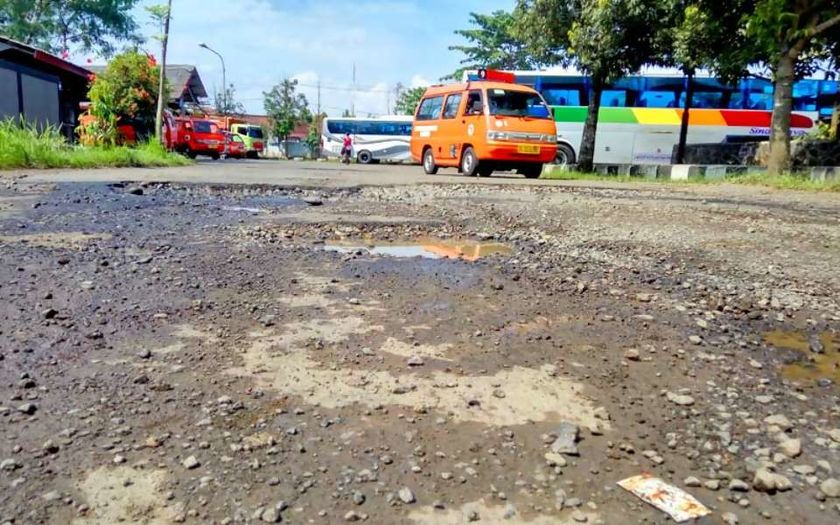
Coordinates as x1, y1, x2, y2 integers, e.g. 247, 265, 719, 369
467, 70, 832, 165
321, 116, 414, 164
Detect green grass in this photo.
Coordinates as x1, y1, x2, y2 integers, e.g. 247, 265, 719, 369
0, 120, 191, 170
542, 167, 840, 192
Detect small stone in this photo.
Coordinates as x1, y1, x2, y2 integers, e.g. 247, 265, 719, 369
398, 487, 416, 504
763, 414, 792, 431
42, 440, 59, 454
754, 395, 773, 404
703, 479, 720, 491
828, 429, 840, 443
820, 478, 840, 498
42, 490, 62, 502
722, 512, 739, 525
544, 452, 567, 467
182, 456, 200, 469
17, 403, 37, 415
728, 479, 750, 492
550, 422, 580, 456
127, 186, 144, 195
303, 197, 323, 206
666, 392, 694, 406
352, 491, 365, 505
42, 308, 58, 319
684, 476, 701, 487
688, 335, 702, 345
624, 348, 640, 361
779, 438, 801, 458
793, 465, 815, 475
753, 468, 792, 493
260, 506, 281, 523
571, 510, 588, 523
406, 355, 424, 367
344, 510, 362, 522
137, 349, 152, 359
113, 454, 126, 464
1, 458, 21, 471
809, 336, 825, 354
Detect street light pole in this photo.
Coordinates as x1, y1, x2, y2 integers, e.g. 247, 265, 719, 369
198, 43, 226, 116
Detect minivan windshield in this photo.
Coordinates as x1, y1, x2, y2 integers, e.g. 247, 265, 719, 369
247, 127, 264, 139
487, 89, 552, 119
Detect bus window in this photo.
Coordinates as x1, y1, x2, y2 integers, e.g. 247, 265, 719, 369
542, 88, 581, 106
416, 96, 444, 120
820, 81, 838, 95
637, 91, 676, 108
747, 93, 772, 110
679, 91, 723, 108
600, 90, 626, 107
793, 80, 818, 111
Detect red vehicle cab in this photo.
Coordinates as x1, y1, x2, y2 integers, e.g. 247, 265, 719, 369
172, 118, 224, 159
223, 132, 247, 159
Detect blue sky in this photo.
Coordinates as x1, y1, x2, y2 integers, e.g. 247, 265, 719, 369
86, 0, 516, 115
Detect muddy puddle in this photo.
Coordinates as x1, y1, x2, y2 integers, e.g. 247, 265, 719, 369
324, 238, 511, 261
764, 329, 839, 385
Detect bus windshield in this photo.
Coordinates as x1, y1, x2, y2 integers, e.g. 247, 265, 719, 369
486, 89, 551, 119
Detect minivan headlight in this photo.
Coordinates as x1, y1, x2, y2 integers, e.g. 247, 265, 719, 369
487, 131, 511, 141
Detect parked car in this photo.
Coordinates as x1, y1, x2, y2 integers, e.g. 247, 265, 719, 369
223, 132, 246, 159
171, 118, 224, 159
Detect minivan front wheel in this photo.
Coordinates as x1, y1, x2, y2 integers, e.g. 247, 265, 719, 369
422, 148, 438, 175
460, 146, 479, 177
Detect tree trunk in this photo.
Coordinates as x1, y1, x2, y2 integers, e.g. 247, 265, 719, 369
767, 54, 796, 175
154, 0, 172, 144
676, 69, 695, 164
830, 99, 839, 141
578, 75, 603, 173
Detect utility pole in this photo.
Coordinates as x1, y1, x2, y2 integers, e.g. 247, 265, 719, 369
351, 63, 356, 117
316, 78, 321, 116
154, 0, 172, 143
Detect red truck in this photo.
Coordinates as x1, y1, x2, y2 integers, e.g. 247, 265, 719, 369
164, 114, 225, 159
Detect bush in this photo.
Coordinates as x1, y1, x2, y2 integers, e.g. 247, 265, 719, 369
0, 119, 190, 170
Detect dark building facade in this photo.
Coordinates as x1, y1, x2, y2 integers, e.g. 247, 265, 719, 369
0, 36, 91, 139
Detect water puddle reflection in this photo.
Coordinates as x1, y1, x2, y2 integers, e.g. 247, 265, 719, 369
764, 330, 839, 385
324, 239, 511, 261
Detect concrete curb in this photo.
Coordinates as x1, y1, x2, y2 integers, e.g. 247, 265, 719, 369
546, 164, 839, 181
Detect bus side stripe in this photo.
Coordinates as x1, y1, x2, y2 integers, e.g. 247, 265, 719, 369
552, 106, 814, 129
632, 109, 682, 125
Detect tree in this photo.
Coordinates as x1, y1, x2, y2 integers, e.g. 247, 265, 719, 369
447, 10, 534, 80
741, 0, 840, 174
87, 50, 162, 142
0, 0, 142, 57
515, 0, 663, 171
214, 84, 247, 116
147, 1, 172, 144
394, 86, 426, 115
263, 78, 311, 158
306, 112, 328, 157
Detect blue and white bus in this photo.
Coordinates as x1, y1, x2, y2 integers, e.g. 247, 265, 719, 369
321, 116, 414, 164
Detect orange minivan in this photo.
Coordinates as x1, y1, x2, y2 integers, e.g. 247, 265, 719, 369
410, 80, 557, 178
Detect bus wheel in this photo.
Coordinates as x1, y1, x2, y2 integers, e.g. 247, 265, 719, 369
460, 147, 479, 177
357, 150, 373, 164
422, 148, 438, 175
518, 164, 543, 179
554, 143, 575, 166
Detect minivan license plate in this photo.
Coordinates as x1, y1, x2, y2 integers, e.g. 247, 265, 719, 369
517, 144, 540, 154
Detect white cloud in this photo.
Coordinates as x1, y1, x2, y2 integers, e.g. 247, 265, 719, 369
78, 0, 516, 115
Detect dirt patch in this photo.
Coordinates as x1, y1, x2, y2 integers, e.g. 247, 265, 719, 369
0, 232, 111, 249
408, 498, 598, 524
231, 320, 603, 427
379, 337, 453, 361
74, 466, 176, 525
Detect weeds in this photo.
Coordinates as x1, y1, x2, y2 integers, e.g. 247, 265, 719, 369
0, 119, 190, 170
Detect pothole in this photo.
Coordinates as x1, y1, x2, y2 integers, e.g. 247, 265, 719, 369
766, 329, 839, 385
323, 238, 511, 261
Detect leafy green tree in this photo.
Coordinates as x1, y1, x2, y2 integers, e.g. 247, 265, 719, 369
214, 84, 247, 116
516, 0, 663, 171
394, 86, 426, 115
740, 0, 840, 174
306, 112, 328, 156
87, 50, 162, 143
0, 0, 142, 57
447, 10, 534, 81
263, 78, 312, 158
